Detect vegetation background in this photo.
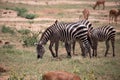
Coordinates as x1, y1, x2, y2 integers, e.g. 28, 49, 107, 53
0, 0, 120, 80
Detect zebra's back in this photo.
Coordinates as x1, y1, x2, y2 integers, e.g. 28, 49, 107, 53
56, 22, 88, 43
91, 25, 116, 41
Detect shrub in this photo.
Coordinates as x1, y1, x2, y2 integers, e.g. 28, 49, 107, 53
5, 7, 37, 19
1, 25, 15, 34
25, 14, 36, 19
22, 36, 37, 47
14, 7, 27, 17
18, 29, 31, 35
22, 32, 40, 47
14, 7, 36, 19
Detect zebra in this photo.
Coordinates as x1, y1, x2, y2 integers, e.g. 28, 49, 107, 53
36, 20, 91, 59
88, 25, 116, 57
72, 20, 93, 56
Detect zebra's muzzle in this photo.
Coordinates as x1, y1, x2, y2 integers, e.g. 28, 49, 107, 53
37, 55, 42, 59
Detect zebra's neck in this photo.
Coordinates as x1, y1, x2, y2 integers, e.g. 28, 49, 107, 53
39, 29, 52, 45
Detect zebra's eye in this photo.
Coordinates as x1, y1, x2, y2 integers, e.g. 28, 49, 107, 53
37, 44, 43, 49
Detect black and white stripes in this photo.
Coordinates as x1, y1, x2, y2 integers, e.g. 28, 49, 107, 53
36, 20, 116, 59
72, 20, 93, 55
88, 25, 116, 57
36, 20, 91, 58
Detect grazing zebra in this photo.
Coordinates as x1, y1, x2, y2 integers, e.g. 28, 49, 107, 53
36, 20, 91, 59
88, 25, 116, 57
72, 20, 93, 56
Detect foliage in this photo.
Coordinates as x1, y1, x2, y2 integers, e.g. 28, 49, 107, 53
25, 14, 36, 19
22, 32, 40, 47
1, 25, 15, 34
14, 7, 27, 17
18, 29, 39, 47
13, 7, 36, 19
18, 29, 31, 35
22, 36, 37, 47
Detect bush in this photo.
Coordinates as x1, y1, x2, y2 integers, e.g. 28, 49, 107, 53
14, 7, 27, 17
25, 14, 36, 19
22, 32, 41, 47
14, 7, 36, 19
18, 29, 31, 35
1, 25, 15, 34
5, 7, 37, 19
23, 36, 37, 47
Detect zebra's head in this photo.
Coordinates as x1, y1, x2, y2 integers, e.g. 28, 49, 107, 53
36, 43, 45, 59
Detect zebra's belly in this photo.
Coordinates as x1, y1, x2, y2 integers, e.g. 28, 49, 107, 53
59, 37, 74, 43
98, 38, 106, 42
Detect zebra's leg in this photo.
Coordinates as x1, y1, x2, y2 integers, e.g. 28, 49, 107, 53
72, 41, 78, 55
87, 42, 91, 58
55, 41, 59, 57
92, 41, 97, 57
94, 43, 98, 57
92, 48, 95, 57
49, 41, 56, 58
105, 40, 110, 57
65, 42, 71, 58
93, 47, 97, 57
72, 41, 76, 55
111, 38, 115, 57
83, 41, 91, 58
79, 41, 85, 57
94, 47, 97, 57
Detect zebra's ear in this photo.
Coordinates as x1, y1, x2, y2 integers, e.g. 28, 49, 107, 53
55, 20, 58, 24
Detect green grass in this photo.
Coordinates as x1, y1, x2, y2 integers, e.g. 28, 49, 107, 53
0, 33, 120, 80
1, 25, 15, 35
0, 49, 120, 80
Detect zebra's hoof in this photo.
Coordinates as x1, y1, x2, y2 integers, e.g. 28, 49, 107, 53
104, 55, 107, 57
113, 54, 115, 57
